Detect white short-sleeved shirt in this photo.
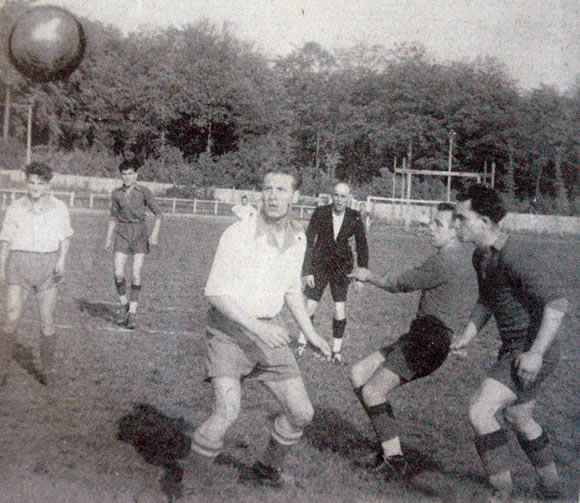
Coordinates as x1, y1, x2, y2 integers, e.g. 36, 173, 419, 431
0, 195, 74, 252
205, 214, 306, 318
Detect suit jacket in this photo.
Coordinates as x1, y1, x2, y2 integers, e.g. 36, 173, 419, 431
302, 205, 369, 277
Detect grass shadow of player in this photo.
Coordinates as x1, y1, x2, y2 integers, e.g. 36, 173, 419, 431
12, 342, 47, 385
77, 298, 116, 323
303, 406, 375, 458
117, 403, 191, 501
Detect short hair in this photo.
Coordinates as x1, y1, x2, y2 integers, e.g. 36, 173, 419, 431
456, 184, 506, 223
333, 181, 350, 193
241, 195, 248, 201
263, 167, 302, 191
119, 159, 141, 173
25, 161, 53, 182
436, 202, 455, 212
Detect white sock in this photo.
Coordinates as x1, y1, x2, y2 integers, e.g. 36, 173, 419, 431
332, 337, 343, 353
381, 436, 403, 458
297, 333, 307, 345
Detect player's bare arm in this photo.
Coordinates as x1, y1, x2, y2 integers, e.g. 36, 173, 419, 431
285, 291, 331, 357
207, 295, 290, 349
149, 216, 162, 246
55, 238, 71, 276
514, 298, 568, 385
451, 299, 491, 351
104, 218, 116, 249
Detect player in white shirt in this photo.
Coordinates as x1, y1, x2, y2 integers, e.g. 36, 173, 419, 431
0, 162, 73, 386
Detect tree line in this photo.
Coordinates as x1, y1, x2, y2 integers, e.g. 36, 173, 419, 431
0, 0, 577, 214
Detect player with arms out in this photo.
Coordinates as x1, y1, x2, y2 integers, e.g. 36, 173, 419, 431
104, 159, 162, 330
451, 184, 568, 502
188, 168, 331, 488
348, 203, 473, 478
0, 162, 73, 386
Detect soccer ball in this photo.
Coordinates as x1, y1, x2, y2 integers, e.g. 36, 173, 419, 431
8, 5, 86, 83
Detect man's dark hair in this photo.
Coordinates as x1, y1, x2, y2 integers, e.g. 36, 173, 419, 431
241, 195, 248, 201
263, 167, 302, 191
456, 184, 506, 223
25, 161, 53, 182
119, 158, 141, 173
436, 202, 455, 212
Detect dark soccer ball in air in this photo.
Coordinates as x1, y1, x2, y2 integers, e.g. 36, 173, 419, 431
8, 5, 86, 83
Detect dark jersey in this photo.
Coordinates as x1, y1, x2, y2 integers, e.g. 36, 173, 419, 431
473, 236, 565, 347
111, 184, 162, 223
381, 245, 474, 334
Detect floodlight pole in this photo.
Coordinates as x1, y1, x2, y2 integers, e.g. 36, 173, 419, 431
26, 102, 33, 164
3, 86, 10, 141
447, 131, 456, 201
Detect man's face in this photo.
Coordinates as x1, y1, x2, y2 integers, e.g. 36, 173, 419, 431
241, 197, 248, 206
429, 210, 456, 249
120, 168, 138, 187
26, 174, 50, 200
332, 183, 350, 213
454, 200, 487, 246
262, 173, 297, 221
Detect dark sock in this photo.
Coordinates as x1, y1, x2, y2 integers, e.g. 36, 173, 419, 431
114, 277, 127, 296
517, 430, 555, 468
332, 318, 346, 339
367, 401, 398, 443
130, 284, 142, 303
474, 429, 511, 477
259, 437, 292, 470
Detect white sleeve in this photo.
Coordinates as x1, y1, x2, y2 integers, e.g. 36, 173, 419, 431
204, 224, 243, 297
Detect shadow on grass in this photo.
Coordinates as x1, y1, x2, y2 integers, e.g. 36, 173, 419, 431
303, 406, 375, 458
117, 403, 191, 502
77, 298, 116, 322
12, 343, 47, 385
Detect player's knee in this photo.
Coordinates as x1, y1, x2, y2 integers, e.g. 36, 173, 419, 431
469, 396, 497, 429
503, 407, 533, 431
290, 400, 314, 429
349, 361, 366, 388
362, 381, 387, 407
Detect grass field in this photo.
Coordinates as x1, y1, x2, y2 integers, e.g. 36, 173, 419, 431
0, 213, 578, 503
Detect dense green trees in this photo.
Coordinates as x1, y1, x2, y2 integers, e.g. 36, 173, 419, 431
0, 0, 577, 213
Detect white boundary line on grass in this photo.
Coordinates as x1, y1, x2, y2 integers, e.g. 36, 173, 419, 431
55, 324, 193, 336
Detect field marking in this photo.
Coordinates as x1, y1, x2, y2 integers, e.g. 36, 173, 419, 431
55, 323, 194, 336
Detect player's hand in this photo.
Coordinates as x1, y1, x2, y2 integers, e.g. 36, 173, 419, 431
149, 237, 159, 247
54, 259, 65, 277
307, 332, 331, 358
353, 279, 364, 292
104, 240, 112, 250
514, 351, 543, 386
253, 321, 290, 349
450, 333, 471, 356
304, 275, 315, 289
348, 267, 371, 282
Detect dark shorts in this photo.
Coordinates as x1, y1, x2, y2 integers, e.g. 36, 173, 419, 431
6, 251, 61, 293
487, 338, 560, 403
304, 266, 350, 302
204, 308, 301, 383
379, 315, 451, 382
114, 222, 149, 255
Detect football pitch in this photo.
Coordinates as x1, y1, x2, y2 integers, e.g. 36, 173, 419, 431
0, 213, 578, 503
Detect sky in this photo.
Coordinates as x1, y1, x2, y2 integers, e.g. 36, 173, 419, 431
12, 0, 580, 91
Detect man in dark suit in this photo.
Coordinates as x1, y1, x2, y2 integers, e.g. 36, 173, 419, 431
296, 182, 369, 364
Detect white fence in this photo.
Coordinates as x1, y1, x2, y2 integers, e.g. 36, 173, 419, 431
0, 189, 317, 220
1, 188, 578, 235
